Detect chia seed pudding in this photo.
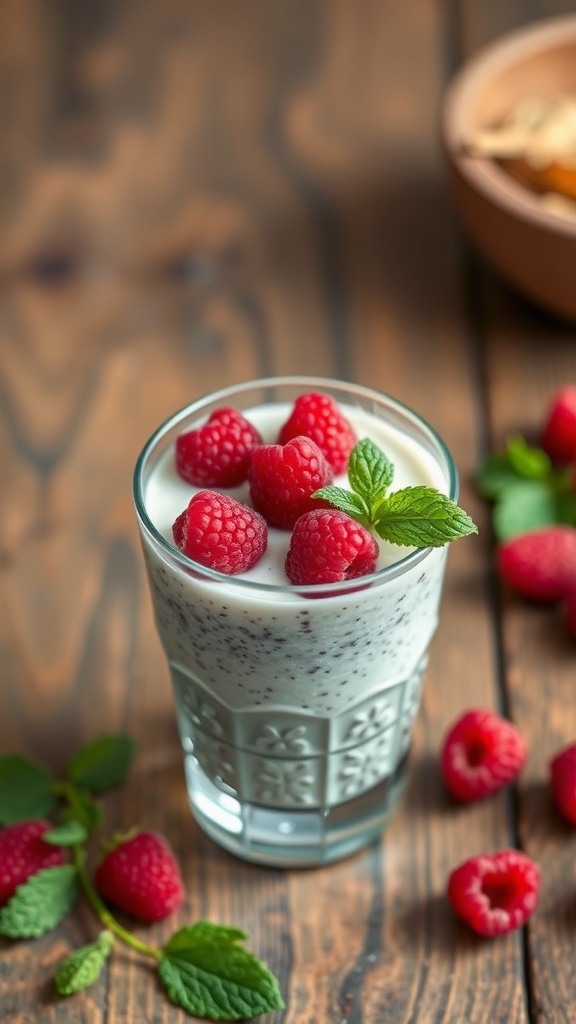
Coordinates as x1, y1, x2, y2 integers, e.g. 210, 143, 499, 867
134, 378, 458, 865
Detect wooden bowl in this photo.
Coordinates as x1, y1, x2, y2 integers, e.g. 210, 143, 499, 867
441, 15, 576, 322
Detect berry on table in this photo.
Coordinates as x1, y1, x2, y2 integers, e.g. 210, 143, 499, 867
278, 392, 357, 474
540, 385, 576, 464
175, 407, 262, 487
94, 829, 184, 922
285, 508, 379, 585
248, 436, 334, 530
447, 849, 540, 936
550, 742, 576, 824
172, 490, 267, 575
441, 708, 526, 802
497, 526, 576, 602
0, 819, 66, 907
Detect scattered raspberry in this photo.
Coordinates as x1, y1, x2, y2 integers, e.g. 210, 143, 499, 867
94, 829, 184, 922
540, 385, 576, 464
248, 436, 334, 530
285, 508, 379, 585
0, 819, 66, 907
448, 849, 540, 936
278, 392, 357, 474
550, 742, 576, 824
175, 407, 262, 487
497, 526, 576, 602
441, 708, 527, 802
172, 490, 267, 574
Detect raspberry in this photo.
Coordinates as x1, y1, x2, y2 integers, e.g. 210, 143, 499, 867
278, 392, 357, 473
172, 490, 267, 574
248, 436, 334, 530
0, 819, 67, 907
94, 829, 184, 922
285, 508, 379, 585
550, 742, 576, 824
497, 526, 576, 602
565, 590, 576, 638
540, 386, 576, 464
441, 708, 526, 802
448, 849, 540, 936
175, 407, 262, 487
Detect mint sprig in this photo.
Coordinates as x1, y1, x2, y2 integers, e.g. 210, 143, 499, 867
0, 735, 284, 1021
159, 922, 285, 1020
314, 438, 477, 547
477, 434, 576, 541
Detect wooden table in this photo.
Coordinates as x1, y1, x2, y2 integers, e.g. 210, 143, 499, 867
1, 2, 576, 1021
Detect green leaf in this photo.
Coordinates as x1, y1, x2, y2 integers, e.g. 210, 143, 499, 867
492, 480, 575, 541
0, 865, 78, 938
312, 486, 369, 519
375, 487, 478, 547
60, 787, 102, 837
476, 452, 523, 499
55, 931, 114, 996
0, 755, 57, 825
506, 434, 551, 480
66, 735, 135, 793
44, 820, 88, 847
158, 921, 285, 1022
347, 438, 394, 505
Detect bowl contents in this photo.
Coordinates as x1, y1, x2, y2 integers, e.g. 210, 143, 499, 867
466, 94, 576, 216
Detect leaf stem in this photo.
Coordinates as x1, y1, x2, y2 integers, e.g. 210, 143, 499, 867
72, 846, 162, 961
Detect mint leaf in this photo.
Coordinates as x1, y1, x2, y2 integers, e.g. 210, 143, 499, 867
0, 755, 57, 825
312, 486, 369, 519
0, 865, 78, 938
347, 439, 394, 506
375, 487, 478, 547
159, 921, 284, 1021
506, 434, 551, 480
55, 931, 114, 995
44, 820, 88, 847
492, 480, 576, 541
66, 735, 135, 793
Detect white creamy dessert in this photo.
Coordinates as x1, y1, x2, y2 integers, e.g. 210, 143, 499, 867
135, 381, 457, 863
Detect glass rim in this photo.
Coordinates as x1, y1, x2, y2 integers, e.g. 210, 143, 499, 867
133, 376, 459, 596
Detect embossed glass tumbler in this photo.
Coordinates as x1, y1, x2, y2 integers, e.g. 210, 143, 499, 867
133, 377, 458, 867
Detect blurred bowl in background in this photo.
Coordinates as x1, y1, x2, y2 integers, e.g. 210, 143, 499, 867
441, 15, 576, 322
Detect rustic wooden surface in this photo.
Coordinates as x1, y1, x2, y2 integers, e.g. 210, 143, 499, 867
1, 1, 576, 1021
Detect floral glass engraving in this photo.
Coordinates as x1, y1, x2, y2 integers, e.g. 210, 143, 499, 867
345, 698, 396, 742
255, 759, 315, 805
338, 732, 393, 799
254, 723, 310, 754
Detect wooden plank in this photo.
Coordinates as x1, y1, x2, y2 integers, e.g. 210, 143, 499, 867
1, 0, 571, 1021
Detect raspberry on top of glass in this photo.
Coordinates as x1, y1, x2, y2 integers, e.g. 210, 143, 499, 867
169, 391, 477, 587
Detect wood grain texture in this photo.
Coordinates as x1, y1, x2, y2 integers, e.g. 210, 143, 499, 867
0, 1, 575, 1021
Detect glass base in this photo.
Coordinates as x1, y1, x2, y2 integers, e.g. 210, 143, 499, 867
184, 752, 409, 867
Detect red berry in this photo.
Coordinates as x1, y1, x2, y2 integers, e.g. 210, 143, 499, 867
175, 407, 262, 488
564, 590, 576, 639
0, 819, 66, 907
278, 392, 357, 474
441, 708, 526, 802
172, 490, 267, 575
448, 849, 540, 936
540, 386, 576, 464
550, 742, 576, 824
285, 508, 379, 585
497, 527, 576, 602
248, 436, 334, 530
94, 829, 184, 922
